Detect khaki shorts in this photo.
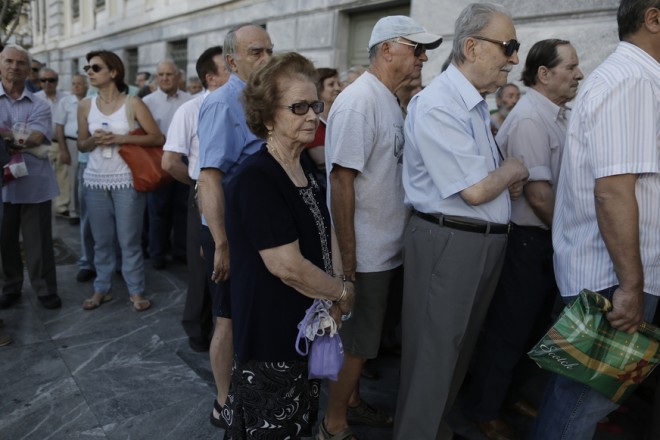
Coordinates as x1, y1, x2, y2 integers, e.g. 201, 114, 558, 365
339, 266, 403, 359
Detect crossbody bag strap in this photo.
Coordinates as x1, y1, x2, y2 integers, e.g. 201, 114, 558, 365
124, 94, 135, 129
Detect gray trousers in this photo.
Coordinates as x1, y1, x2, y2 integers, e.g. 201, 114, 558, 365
394, 215, 507, 440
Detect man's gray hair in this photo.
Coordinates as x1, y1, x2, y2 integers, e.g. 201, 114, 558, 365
223, 23, 261, 72
0, 43, 32, 67
39, 67, 58, 78
451, 3, 508, 64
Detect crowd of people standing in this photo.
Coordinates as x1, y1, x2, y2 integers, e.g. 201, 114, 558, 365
2, 0, 660, 438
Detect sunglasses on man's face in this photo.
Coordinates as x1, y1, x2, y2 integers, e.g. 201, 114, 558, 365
40, 78, 58, 83
472, 36, 520, 57
282, 101, 324, 116
31, 68, 40, 73
395, 39, 426, 57
83, 64, 104, 73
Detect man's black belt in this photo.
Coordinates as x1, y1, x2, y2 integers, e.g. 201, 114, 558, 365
413, 210, 509, 234
65, 136, 77, 141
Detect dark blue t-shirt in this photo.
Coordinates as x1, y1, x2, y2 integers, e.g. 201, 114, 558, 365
225, 144, 333, 362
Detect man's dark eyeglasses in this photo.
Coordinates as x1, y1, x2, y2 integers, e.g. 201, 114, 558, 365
83, 64, 104, 73
31, 68, 40, 73
472, 36, 520, 57
282, 101, 324, 116
395, 39, 426, 57
40, 78, 58, 83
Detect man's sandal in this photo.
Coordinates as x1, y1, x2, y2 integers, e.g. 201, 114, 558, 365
317, 421, 357, 440
82, 294, 113, 310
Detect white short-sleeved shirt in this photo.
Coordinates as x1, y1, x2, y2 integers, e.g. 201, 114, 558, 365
142, 88, 192, 136
325, 71, 409, 273
553, 42, 660, 297
496, 87, 568, 228
163, 91, 207, 180
54, 94, 80, 138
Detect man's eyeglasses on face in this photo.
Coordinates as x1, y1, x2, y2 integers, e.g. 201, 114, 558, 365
83, 64, 104, 73
31, 68, 40, 73
40, 78, 57, 83
394, 38, 425, 57
472, 36, 520, 57
282, 101, 324, 116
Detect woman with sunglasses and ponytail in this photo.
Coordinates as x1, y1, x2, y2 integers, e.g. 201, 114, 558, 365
77, 50, 164, 312
222, 52, 355, 439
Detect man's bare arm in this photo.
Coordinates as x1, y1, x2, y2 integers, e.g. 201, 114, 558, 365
162, 151, 193, 185
461, 157, 529, 206
197, 168, 229, 282
329, 165, 358, 281
595, 173, 644, 334
524, 181, 554, 227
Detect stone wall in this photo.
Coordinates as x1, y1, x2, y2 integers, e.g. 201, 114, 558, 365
29, 0, 620, 98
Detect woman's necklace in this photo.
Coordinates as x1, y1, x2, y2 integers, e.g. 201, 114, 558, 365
97, 93, 119, 106
267, 142, 292, 166
267, 142, 307, 187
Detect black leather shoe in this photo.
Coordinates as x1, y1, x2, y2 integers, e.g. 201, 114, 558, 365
76, 269, 97, 282
0, 293, 21, 309
38, 294, 62, 309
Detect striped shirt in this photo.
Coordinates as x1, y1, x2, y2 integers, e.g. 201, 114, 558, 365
553, 42, 660, 297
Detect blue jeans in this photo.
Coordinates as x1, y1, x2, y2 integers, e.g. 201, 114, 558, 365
531, 286, 658, 440
85, 186, 146, 295
77, 162, 95, 271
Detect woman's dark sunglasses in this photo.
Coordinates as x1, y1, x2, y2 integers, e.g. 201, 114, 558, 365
83, 64, 104, 73
282, 101, 324, 116
472, 36, 520, 57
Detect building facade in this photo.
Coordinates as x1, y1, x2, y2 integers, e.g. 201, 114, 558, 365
28, 0, 619, 95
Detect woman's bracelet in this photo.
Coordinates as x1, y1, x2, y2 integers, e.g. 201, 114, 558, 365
334, 276, 353, 303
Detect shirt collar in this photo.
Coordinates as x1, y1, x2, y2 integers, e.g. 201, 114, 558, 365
525, 87, 566, 122
229, 73, 246, 88
618, 41, 660, 77
445, 64, 486, 112
0, 81, 35, 102
157, 87, 181, 99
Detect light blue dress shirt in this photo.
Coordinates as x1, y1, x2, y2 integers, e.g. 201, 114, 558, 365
197, 73, 264, 226
402, 64, 511, 224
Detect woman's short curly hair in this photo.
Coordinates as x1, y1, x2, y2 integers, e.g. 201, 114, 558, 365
243, 52, 318, 139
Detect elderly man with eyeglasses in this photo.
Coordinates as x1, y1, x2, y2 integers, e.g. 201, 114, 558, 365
395, 4, 528, 439
319, 15, 442, 440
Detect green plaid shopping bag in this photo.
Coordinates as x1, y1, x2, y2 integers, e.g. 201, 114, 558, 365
528, 289, 660, 403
